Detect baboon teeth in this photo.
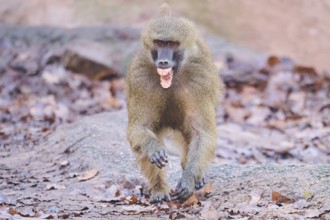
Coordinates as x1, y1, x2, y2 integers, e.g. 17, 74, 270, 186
157, 68, 172, 76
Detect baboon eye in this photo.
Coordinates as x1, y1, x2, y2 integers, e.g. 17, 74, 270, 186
167, 41, 174, 47
154, 40, 166, 47
167, 41, 179, 48
154, 40, 179, 48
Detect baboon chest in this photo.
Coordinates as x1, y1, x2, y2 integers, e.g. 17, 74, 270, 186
159, 97, 184, 129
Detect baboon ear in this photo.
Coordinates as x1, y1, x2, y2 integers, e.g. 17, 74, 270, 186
160, 3, 172, 16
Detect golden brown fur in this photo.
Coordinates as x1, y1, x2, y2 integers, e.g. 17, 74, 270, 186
126, 5, 223, 202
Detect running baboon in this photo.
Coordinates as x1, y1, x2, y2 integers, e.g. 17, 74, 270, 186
126, 4, 223, 202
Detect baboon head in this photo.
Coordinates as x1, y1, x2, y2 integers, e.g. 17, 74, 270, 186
141, 12, 198, 88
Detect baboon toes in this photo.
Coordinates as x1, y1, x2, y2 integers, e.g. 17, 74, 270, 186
150, 192, 171, 203
172, 176, 195, 202
195, 177, 206, 190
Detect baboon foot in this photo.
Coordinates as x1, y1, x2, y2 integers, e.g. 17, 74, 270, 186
195, 177, 206, 190
150, 190, 171, 203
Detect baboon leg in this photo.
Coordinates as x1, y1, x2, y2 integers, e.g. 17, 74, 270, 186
137, 156, 170, 203
173, 109, 217, 201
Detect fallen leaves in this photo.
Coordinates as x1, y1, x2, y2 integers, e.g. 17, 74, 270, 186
218, 54, 330, 165
8, 207, 41, 218
45, 183, 66, 190
0, 60, 122, 150
232, 189, 265, 215
294, 199, 310, 209
183, 183, 212, 206
304, 209, 322, 218
78, 169, 99, 181
271, 191, 293, 204
249, 188, 264, 206
84, 181, 215, 217
200, 202, 218, 220
121, 205, 156, 214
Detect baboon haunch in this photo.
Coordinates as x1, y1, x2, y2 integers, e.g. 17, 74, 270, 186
126, 5, 223, 202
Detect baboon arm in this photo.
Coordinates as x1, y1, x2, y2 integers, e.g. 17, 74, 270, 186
127, 123, 163, 158
185, 128, 216, 179
183, 105, 217, 181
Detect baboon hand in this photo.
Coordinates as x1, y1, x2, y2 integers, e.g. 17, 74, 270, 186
149, 149, 168, 168
172, 175, 195, 202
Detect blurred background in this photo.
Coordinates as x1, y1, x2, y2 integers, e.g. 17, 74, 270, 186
1, 0, 329, 164
1, 0, 329, 71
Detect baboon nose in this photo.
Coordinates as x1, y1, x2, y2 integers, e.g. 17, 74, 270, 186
159, 60, 169, 65
157, 59, 171, 68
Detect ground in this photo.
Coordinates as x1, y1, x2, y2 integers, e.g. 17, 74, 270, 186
0, 26, 330, 219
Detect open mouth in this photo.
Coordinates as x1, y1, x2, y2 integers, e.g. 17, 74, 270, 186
157, 68, 173, 89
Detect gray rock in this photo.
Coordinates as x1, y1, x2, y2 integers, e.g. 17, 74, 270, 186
25, 111, 330, 198
1, 110, 329, 219
0, 25, 140, 77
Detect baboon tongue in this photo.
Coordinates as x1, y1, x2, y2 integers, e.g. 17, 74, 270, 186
157, 68, 173, 89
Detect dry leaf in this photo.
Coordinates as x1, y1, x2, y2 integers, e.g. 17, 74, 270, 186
320, 201, 330, 212
109, 97, 122, 109
183, 194, 199, 206
2, 189, 16, 196
157, 203, 170, 211
304, 209, 322, 218
271, 191, 293, 204
168, 202, 180, 209
226, 104, 250, 122
59, 160, 69, 167
45, 183, 66, 190
202, 182, 212, 194
181, 213, 196, 219
8, 207, 40, 218
105, 184, 120, 198
267, 56, 281, 67
121, 205, 155, 214
78, 169, 98, 181
8, 207, 18, 216
126, 194, 140, 204
303, 191, 314, 200
183, 182, 213, 206
293, 199, 310, 209
294, 65, 317, 75
249, 188, 264, 206
200, 201, 218, 220
42, 71, 61, 84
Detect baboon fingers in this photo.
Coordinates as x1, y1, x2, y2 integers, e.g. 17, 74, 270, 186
149, 149, 168, 168
159, 149, 168, 162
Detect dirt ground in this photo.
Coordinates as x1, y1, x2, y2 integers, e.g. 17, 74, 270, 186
1, 110, 329, 219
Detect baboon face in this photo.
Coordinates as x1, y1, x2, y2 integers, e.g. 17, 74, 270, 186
151, 39, 183, 88
142, 17, 196, 89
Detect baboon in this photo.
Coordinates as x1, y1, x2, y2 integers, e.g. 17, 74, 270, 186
126, 4, 223, 203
